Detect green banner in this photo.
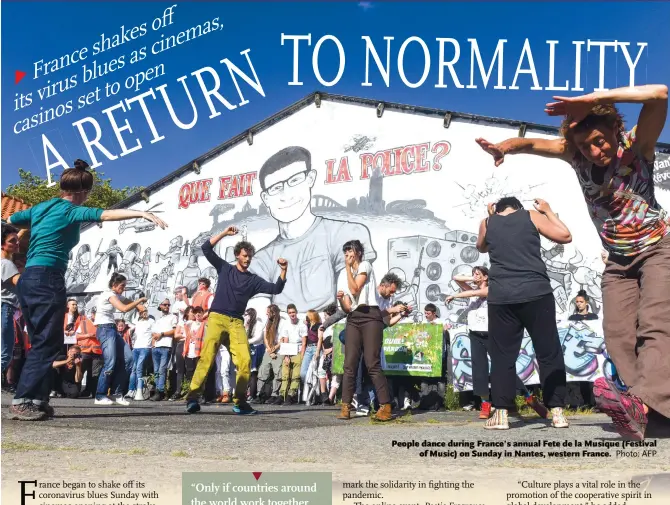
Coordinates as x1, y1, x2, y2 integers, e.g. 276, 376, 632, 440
332, 323, 443, 377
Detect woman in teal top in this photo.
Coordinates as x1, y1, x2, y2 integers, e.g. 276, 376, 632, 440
7, 160, 167, 421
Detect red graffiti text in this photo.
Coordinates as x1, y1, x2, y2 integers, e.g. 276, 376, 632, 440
360, 141, 451, 179
219, 171, 257, 200
324, 157, 354, 185
178, 178, 213, 209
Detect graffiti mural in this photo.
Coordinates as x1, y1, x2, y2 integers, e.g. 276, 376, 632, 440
452, 175, 546, 219
449, 320, 608, 392
64, 99, 670, 337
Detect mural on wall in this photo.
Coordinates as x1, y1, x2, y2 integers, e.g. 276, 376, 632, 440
450, 319, 610, 391
65, 100, 670, 330
453, 174, 546, 218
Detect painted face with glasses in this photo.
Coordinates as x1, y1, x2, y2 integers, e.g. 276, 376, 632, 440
260, 161, 317, 223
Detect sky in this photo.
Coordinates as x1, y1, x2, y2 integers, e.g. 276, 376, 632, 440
2, 1, 669, 190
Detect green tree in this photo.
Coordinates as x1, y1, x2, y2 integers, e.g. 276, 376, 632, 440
4, 168, 142, 208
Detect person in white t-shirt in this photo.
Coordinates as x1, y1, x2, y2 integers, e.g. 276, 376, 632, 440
169, 306, 192, 402
216, 339, 236, 404
94, 272, 146, 407
448, 266, 492, 418
245, 308, 266, 402
168, 287, 189, 401
255, 304, 287, 404
314, 302, 338, 405
277, 304, 308, 405
172, 286, 190, 323
150, 298, 177, 401
126, 306, 154, 400
336, 240, 407, 422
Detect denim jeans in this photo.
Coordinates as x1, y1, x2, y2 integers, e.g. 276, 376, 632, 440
250, 343, 265, 372
13, 267, 67, 406
96, 324, 133, 398
300, 344, 317, 383
356, 355, 376, 407
152, 347, 171, 393
128, 348, 151, 392
1, 303, 16, 373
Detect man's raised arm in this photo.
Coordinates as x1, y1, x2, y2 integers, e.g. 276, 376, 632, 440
202, 226, 238, 270
253, 258, 288, 295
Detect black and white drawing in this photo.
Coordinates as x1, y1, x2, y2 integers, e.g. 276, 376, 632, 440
453, 175, 546, 218
118, 202, 165, 234
387, 231, 489, 321
97, 239, 124, 275
344, 134, 377, 153
240, 146, 378, 312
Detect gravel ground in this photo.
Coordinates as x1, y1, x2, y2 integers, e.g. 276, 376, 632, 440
2, 393, 670, 505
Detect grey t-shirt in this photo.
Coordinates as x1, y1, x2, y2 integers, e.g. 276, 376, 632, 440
1, 258, 19, 307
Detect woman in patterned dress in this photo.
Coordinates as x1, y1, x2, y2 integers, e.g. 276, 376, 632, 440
475, 84, 669, 441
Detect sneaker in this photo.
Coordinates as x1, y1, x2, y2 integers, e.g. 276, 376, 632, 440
186, 399, 201, 414
284, 394, 298, 406
355, 405, 370, 416
249, 397, 262, 404
372, 403, 393, 422
221, 392, 231, 404
551, 407, 569, 428
233, 402, 257, 415
94, 396, 114, 406
114, 395, 130, 406
125, 390, 136, 399
8, 402, 48, 421
462, 403, 475, 411
337, 403, 352, 420
150, 391, 164, 402
479, 401, 492, 420
168, 394, 182, 402
526, 395, 550, 419
40, 403, 55, 418
274, 396, 285, 406
49, 390, 57, 398
484, 408, 509, 430
594, 377, 647, 441
402, 397, 412, 411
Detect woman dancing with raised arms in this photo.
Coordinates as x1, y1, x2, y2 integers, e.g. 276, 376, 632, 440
6, 160, 168, 421
476, 84, 669, 440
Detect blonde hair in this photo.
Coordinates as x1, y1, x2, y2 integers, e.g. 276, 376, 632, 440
306, 310, 321, 326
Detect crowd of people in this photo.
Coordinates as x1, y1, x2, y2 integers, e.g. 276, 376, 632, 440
2, 84, 669, 442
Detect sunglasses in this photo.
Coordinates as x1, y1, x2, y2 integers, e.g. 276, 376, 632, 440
5, 238, 19, 244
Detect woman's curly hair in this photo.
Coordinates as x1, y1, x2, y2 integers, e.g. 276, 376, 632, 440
559, 104, 626, 150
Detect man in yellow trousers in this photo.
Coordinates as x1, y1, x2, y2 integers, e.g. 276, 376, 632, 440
186, 225, 288, 415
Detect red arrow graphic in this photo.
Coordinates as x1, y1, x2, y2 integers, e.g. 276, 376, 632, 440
252, 472, 262, 481
15, 70, 26, 85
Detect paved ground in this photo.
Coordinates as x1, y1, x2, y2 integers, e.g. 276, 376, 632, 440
2, 393, 670, 505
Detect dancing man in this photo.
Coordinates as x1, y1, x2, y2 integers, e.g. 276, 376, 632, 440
185, 225, 288, 415
476, 84, 669, 440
